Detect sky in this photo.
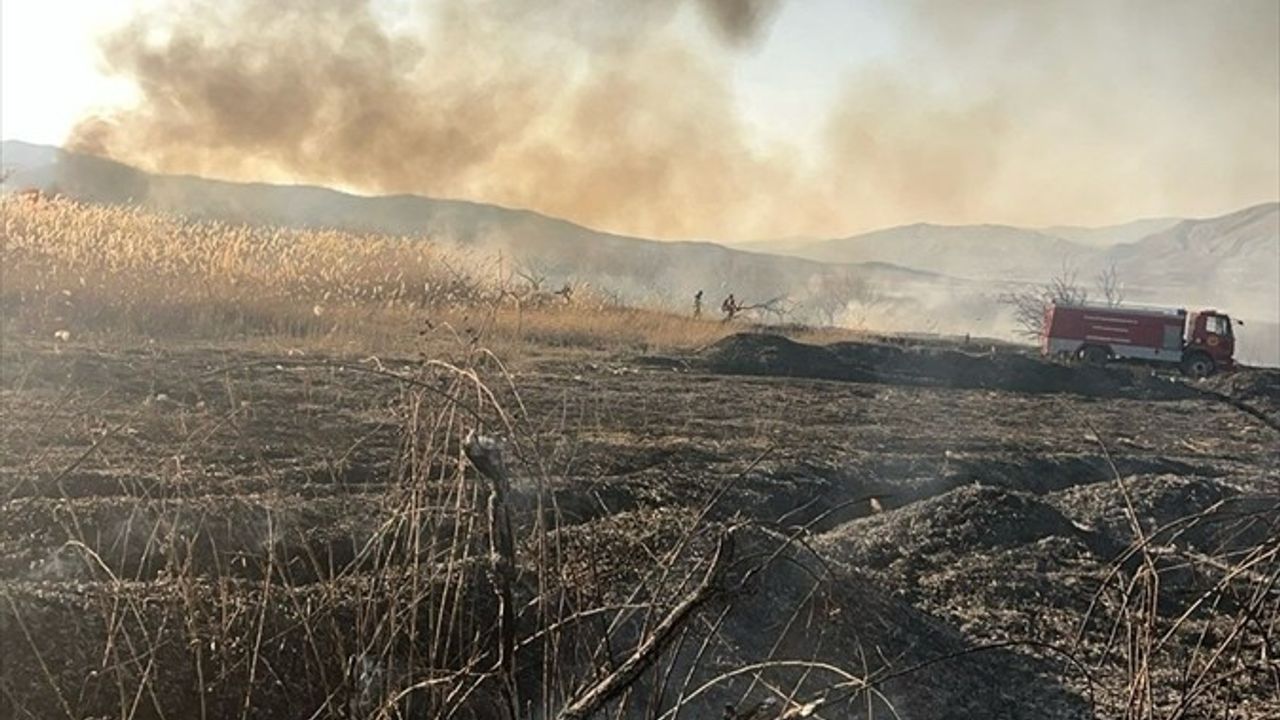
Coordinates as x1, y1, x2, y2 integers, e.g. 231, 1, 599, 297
2, 2, 141, 143
2, 0, 1278, 240
0, 1, 892, 150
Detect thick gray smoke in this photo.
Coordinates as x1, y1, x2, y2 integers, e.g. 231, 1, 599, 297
71, 0, 1278, 240
70, 0, 794, 240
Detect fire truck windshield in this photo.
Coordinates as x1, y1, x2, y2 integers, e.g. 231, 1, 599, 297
1205, 315, 1231, 337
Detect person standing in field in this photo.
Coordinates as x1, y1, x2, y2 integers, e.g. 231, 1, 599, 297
721, 293, 739, 321
694, 290, 703, 317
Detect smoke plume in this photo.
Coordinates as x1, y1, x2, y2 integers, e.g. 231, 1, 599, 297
71, 0, 1278, 239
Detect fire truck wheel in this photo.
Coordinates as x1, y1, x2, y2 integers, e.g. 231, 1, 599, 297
1182, 353, 1215, 378
1079, 345, 1108, 366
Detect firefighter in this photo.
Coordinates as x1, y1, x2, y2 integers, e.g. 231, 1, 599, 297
693, 290, 703, 318
721, 293, 739, 321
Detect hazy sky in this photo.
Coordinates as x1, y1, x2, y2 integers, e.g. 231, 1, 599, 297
1, 1, 892, 159
2, 1, 1278, 240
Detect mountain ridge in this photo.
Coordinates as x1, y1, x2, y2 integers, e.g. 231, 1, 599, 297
757, 201, 1278, 298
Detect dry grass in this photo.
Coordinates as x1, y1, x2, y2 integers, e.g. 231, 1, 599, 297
1, 196, 853, 356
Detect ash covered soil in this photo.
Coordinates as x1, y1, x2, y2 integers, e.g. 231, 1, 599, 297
2, 333, 1277, 719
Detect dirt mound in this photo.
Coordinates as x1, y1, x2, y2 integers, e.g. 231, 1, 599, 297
807, 486, 1104, 714
695, 542, 1094, 720
0, 494, 388, 583
945, 453, 1219, 496
699, 333, 1201, 399
818, 485, 1090, 572
1203, 367, 1280, 422
813, 479, 1278, 718
694, 332, 875, 382
1206, 366, 1280, 402
1050, 475, 1278, 555
1, 574, 502, 720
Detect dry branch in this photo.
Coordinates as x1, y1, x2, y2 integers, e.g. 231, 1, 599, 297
556, 532, 736, 720
464, 431, 519, 718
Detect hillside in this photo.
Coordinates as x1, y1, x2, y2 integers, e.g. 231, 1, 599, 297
780, 207, 1278, 297
0, 141, 926, 310
1043, 216, 1181, 246
1104, 202, 1280, 302
790, 222, 1092, 282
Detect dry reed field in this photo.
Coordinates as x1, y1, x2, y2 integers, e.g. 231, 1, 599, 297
1, 195, 1278, 719
1, 195, 767, 354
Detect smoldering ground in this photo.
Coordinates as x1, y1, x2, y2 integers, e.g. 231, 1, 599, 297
70, 0, 1278, 241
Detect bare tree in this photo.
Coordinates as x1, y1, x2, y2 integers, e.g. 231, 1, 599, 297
1000, 263, 1089, 339
743, 295, 794, 322
514, 261, 548, 294
1095, 262, 1124, 307
844, 276, 885, 328
807, 271, 884, 327
495, 259, 583, 309
807, 273, 848, 326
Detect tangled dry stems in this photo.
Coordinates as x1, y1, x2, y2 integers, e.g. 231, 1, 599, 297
0, 196, 777, 353
1, 346, 883, 719
1070, 409, 1279, 719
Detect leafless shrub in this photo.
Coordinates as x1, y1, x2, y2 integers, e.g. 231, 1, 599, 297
1071, 409, 1279, 719
739, 295, 795, 323
806, 270, 885, 328
1000, 263, 1089, 339
1096, 263, 1125, 307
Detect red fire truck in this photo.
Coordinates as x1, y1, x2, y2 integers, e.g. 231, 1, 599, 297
1042, 302, 1237, 377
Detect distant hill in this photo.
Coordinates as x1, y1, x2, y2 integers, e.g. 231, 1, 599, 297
737, 217, 1183, 255
1105, 202, 1278, 288
746, 199, 1277, 308
772, 206, 1276, 294
1103, 202, 1279, 313
1043, 217, 1181, 247
788, 223, 1092, 282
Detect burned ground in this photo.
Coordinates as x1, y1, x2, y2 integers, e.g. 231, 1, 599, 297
694, 333, 1272, 404
1, 334, 1277, 719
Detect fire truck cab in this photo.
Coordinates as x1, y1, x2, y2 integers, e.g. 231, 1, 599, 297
1042, 302, 1236, 377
